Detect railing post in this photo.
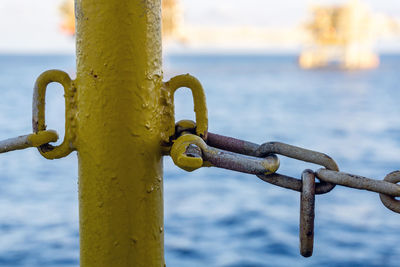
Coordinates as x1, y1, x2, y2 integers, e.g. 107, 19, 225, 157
74, 0, 164, 266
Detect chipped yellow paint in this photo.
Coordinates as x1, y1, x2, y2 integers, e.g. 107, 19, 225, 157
74, 0, 164, 266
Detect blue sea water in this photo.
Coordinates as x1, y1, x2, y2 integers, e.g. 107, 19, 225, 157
0, 54, 400, 266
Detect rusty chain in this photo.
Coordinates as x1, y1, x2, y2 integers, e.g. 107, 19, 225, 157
0, 62, 394, 259
0, 117, 398, 259
168, 120, 400, 258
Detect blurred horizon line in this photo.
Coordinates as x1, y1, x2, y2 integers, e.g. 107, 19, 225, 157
1, 50, 400, 56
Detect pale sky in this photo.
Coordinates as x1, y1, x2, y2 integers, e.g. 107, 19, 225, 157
0, 0, 399, 53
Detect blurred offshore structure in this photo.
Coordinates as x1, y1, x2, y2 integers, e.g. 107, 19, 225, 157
161, 0, 184, 40
60, 0, 184, 39
299, 0, 379, 69
60, 0, 399, 67
60, 0, 74, 35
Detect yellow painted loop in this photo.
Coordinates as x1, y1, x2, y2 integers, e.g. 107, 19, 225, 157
175, 119, 197, 133
33, 69, 76, 159
165, 74, 208, 140
27, 130, 59, 147
170, 134, 207, 172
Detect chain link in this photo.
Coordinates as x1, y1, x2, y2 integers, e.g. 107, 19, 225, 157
316, 169, 400, 197
207, 132, 338, 194
170, 131, 280, 175
380, 171, 400, 213
300, 169, 315, 258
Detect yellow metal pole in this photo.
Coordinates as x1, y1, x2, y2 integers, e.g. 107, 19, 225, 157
74, 0, 164, 266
